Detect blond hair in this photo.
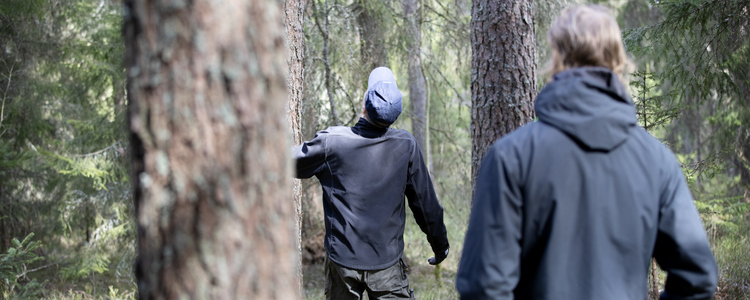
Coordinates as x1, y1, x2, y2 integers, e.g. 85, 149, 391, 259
545, 5, 630, 84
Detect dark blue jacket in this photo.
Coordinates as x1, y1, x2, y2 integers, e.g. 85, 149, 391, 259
294, 118, 449, 270
456, 67, 718, 299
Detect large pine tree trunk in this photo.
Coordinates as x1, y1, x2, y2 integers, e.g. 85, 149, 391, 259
470, 0, 537, 188
404, 0, 429, 162
125, 0, 299, 298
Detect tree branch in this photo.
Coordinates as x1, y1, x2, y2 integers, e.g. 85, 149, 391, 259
16, 263, 55, 279
1, 63, 14, 128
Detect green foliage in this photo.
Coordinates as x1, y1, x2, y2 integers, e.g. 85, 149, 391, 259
623, 0, 748, 104
621, 0, 749, 297
622, 0, 750, 182
0, 233, 45, 299
45, 286, 136, 300
0, 0, 134, 297
629, 70, 683, 131
61, 253, 110, 281
0, 140, 33, 181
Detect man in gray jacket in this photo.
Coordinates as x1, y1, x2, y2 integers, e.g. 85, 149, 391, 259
456, 5, 717, 300
295, 67, 449, 299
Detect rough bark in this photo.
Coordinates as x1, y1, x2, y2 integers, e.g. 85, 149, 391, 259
125, 0, 298, 299
649, 259, 660, 300
284, 0, 307, 291
469, 0, 536, 189
285, 0, 307, 147
404, 0, 428, 161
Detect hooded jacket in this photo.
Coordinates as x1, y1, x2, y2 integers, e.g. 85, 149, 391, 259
294, 118, 449, 270
456, 67, 718, 299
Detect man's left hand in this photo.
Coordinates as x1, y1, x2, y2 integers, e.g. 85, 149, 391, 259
428, 247, 449, 265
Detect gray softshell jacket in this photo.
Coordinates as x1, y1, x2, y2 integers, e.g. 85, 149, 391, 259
294, 118, 449, 270
456, 67, 718, 300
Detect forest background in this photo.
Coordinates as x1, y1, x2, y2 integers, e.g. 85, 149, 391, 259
0, 0, 747, 299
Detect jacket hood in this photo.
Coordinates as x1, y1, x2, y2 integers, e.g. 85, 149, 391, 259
535, 67, 637, 151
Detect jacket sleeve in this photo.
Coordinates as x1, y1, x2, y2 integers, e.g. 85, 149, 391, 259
404, 141, 449, 255
293, 131, 328, 179
456, 145, 522, 300
656, 156, 718, 300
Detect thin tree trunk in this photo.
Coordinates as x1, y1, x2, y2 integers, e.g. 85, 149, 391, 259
0, 186, 6, 252
86, 198, 91, 243
693, 96, 702, 189
284, 0, 308, 292
469, 0, 537, 191
113, 65, 127, 128
404, 0, 428, 158
312, 0, 340, 126
300, 40, 326, 264
125, 0, 298, 298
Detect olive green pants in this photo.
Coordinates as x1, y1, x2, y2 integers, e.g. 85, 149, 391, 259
325, 257, 413, 300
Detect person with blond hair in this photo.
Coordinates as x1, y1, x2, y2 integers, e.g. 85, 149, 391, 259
456, 5, 717, 299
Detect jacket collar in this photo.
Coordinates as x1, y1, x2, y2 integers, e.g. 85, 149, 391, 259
352, 118, 389, 138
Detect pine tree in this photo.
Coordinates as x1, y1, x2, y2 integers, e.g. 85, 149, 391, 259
124, 0, 299, 298
469, 0, 537, 189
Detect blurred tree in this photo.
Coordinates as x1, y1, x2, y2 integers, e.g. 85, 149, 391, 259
355, 0, 389, 72
404, 0, 430, 166
311, 0, 342, 125
124, 0, 298, 298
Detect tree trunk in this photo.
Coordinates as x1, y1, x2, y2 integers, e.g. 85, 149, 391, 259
284, 0, 307, 292
285, 0, 307, 147
86, 198, 91, 243
0, 186, 6, 252
404, 0, 428, 161
356, 1, 388, 74
125, 0, 299, 298
311, 0, 341, 126
649, 259, 660, 299
300, 43, 326, 265
296, 36, 326, 264
469, 0, 536, 190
